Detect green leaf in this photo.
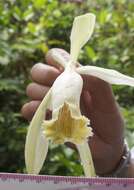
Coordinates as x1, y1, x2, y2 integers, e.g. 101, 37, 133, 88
13, 6, 22, 21
27, 22, 36, 33
85, 46, 97, 61
99, 10, 108, 25
33, 0, 46, 9
23, 9, 34, 21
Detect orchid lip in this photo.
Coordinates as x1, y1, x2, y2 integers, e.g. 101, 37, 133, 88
42, 102, 92, 145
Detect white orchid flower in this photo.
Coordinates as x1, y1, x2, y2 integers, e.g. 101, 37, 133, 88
25, 13, 134, 177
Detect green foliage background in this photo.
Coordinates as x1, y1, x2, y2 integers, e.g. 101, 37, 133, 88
0, 0, 134, 175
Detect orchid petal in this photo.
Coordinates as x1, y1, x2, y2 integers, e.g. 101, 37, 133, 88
25, 89, 52, 174
51, 68, 83, 113
77, 66, 134, 87
76, 142, 96, 177
70, 13, 96, 63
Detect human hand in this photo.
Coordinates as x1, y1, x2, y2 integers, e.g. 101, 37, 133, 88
21, 48, 124, 175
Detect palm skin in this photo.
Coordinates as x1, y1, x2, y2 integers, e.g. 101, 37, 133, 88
21, 48, 124, 175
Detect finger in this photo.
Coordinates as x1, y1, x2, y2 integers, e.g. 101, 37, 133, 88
21, 101, 41, 121
31, 63, 60, 86
46, 48, 70, 71
26, 82, 50, 100
21, 101, 52, 121
46, 48, 80, 69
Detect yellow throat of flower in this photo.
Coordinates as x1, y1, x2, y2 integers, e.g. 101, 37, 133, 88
42, 103, 92, 144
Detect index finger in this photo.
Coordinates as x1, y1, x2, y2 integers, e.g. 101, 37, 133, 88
31, 48, 70, 86
31, 63, 61, 86
46, 48, 70, 71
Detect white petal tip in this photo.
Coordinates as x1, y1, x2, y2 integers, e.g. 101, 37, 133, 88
75, 13, 96, 21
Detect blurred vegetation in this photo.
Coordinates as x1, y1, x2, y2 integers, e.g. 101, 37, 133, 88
0, 0, 134, 175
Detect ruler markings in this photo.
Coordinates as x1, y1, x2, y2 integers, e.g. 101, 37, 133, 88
0, 173, 134, 190
0, 173, 134, 184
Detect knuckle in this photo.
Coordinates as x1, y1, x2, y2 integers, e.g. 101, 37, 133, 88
26, 83, 35, 96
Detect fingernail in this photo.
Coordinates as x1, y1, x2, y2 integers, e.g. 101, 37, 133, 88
53, 48, 70, 62
51, 48, 71, 64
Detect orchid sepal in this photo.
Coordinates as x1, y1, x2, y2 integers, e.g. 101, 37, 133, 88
76, 66, 134, 87
70, 13, 96, 64
25, 89, 52, 174
77, 142, 96, 177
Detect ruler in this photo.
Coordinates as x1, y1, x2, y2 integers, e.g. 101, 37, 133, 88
0, 173, 134, 190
